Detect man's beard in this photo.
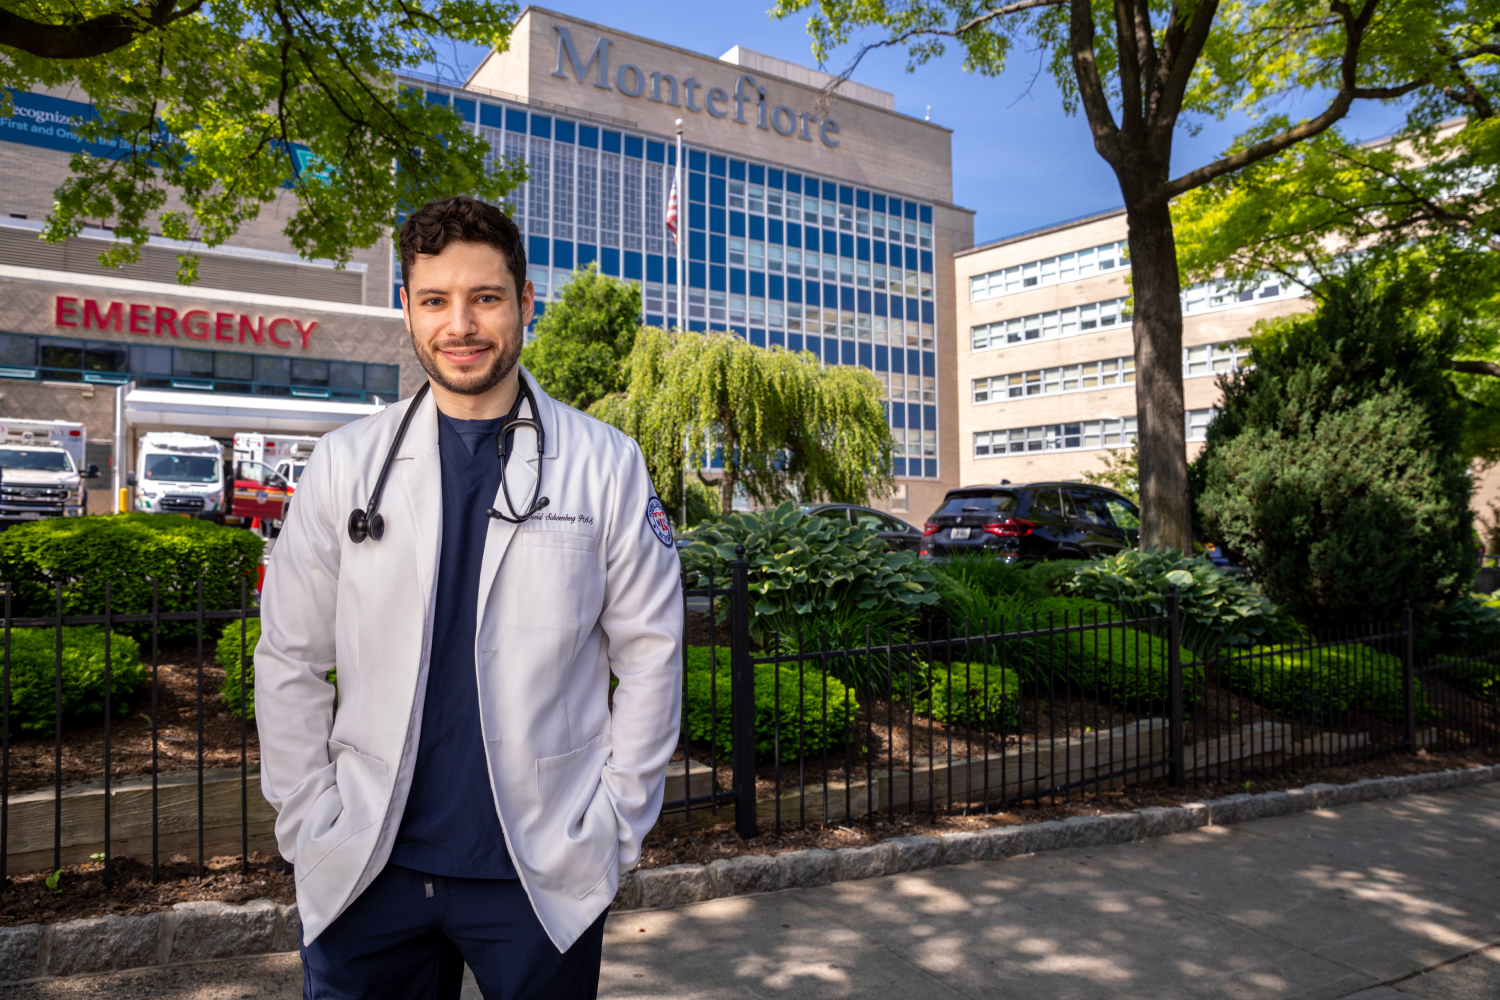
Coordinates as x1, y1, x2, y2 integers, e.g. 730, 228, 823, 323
411, 332, 522, 397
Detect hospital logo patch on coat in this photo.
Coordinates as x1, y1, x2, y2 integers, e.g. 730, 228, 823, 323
645, 497, 674, 547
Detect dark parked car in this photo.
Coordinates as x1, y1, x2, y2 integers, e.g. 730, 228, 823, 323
802, 503, 924, 552
920, 483, 1139, 561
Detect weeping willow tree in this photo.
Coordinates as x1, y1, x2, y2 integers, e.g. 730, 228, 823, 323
590, 328, 894, 515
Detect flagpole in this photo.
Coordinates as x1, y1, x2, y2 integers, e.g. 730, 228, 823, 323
675, 119, 685, 333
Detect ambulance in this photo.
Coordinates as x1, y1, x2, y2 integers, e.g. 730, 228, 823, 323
130, 432, 227, 519
0, 419, 98, 523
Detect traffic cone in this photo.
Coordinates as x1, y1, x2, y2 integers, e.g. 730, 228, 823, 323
251, 517, 261, 531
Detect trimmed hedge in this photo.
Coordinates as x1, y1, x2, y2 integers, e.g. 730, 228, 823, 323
1005, 597, 1204, 706
683, 646, 859, 763
2, 626, 144, 737
917, 661, 1022, 730
0, 515, 263, 642
1222, 643, 1428, 723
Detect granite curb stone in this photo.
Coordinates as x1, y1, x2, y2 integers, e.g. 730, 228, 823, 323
779, 848, 837, 888
835, 843, 893, 881
938, 830, 990, 865
709, 854, 784, 897
637, 864, 714, 909
6, 765, 1496, 984
889, 835, 943, 872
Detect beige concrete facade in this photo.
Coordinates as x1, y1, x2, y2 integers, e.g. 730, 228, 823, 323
954, 210, 1311, 488
468, 8, 956, 206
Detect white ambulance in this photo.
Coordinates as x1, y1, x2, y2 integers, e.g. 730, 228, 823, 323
129, 432, 227, 520
232, 433, 320, 496
0, 419, 97, 523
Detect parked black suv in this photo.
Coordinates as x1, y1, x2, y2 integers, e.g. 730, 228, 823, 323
921, 483, 1140, 561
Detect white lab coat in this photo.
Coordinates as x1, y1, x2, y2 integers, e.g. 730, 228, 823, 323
254, 369, 683, 951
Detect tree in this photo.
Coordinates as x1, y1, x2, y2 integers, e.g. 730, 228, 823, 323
591, 329, 893, 515
1172, 88, 1500, 462
0, 0, 525, 279
1193, 272, 1473, 627
773, 0, 1478, 551
519, 264, 641, 411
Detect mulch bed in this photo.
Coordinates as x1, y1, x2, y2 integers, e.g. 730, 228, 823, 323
5, 649, 259, 794
0, 852, 291, 928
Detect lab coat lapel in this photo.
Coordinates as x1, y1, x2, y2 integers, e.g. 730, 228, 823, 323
392, 389, 442, 619
476, 369, 554, 615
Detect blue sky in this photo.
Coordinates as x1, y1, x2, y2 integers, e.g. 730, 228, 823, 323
419, 2, 1413, 246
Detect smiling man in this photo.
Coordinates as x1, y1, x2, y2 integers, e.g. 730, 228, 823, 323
254, 196, 683, 1000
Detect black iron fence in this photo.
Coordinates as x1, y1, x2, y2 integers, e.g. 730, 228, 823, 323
667, 559, 1500, 838
1, 561, 1498, 887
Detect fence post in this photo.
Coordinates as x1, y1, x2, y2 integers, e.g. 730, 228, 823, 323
729, 545, 758, 840
1402, 601, 1417, 752
1168, 585, 1185, 789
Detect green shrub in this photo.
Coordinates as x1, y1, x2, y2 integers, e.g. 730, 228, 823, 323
1432, 595, 1500, 650
1016, 597, 1204, 706
1223, 643, 1428, 723
683, 646, 859, 763
1024, 559, 1093, 596
1193, 274, 1474, 628
930, 554, 1042, 631
2, 627, 144, 737
1069, 548, 1288, 656
681, 501, 937, 645
917, 661, 1022, 729
0, 515, 263, 642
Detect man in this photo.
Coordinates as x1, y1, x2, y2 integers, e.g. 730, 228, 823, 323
256, 196, 682, 999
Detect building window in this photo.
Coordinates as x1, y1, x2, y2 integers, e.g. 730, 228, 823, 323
528, 265, 550, 300
576, 147, 598, 245
971, 296, 1132, 351
622, 157, 643, 252
1184, 340, 1251, 375
527, 137, 550, 238
552, 141, 574, 241
767, 188, 782, 217
1181, 275, 1305, 315
600, 152, 621, 248
973, 416, 1138, 457
1186, 407, 1216, 441
729, 238, 745, 266
969, 239, 1129, 301
645, 162, 665, 256
0, 332, 398, 401
728, 180, 745, 209
972, 356, 1136, 403
748, 185, 764, 213
645, 282, 664, 315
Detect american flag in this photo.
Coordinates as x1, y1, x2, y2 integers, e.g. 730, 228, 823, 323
665, 176, 680, 245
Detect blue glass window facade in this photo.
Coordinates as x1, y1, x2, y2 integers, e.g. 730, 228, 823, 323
440, 88, 939, 481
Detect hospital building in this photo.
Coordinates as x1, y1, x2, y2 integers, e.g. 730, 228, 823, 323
0, 6, 969, 520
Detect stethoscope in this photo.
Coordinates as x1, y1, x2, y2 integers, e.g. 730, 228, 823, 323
347, 378, 550, 543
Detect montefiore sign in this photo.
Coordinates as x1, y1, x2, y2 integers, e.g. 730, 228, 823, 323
552, 26, 843, 148
54, 296, 318, 349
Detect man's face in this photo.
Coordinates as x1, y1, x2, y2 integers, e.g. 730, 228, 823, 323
401, 241, 532, 397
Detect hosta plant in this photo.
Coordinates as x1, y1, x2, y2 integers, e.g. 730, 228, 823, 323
680, 501, 938, 646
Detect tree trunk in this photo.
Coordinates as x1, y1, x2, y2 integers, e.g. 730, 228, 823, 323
1125, 195, 1193, 552
719, 423, 737, 515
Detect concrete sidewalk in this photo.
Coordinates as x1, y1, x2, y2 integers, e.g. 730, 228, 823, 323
6, 783, 1499, 999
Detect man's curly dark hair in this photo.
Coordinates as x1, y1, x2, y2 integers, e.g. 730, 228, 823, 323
398, 196, 527, 307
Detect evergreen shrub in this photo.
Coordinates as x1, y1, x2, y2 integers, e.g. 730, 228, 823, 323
917, 661, 1022, 729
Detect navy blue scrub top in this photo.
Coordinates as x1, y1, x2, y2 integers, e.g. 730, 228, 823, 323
389, 409, 518, 879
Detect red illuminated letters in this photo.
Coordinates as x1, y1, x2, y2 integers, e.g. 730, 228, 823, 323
53, 295, 322, 351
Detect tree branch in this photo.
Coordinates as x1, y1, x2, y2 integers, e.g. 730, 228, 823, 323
1161, 0, 1425, 198
1068, 0, 1122, 165
1449, 360, 1500, 378
0, 0, 204, 59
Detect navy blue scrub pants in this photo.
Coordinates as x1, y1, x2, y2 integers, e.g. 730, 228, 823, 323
301, 864, 607, 1000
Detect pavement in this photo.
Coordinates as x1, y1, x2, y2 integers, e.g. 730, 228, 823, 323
5, 782, 1498, 999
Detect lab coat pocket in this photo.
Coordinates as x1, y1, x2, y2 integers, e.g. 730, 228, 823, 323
296, 739, 389, 878
520, 529, 598, 553
530, 733, 617, 898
